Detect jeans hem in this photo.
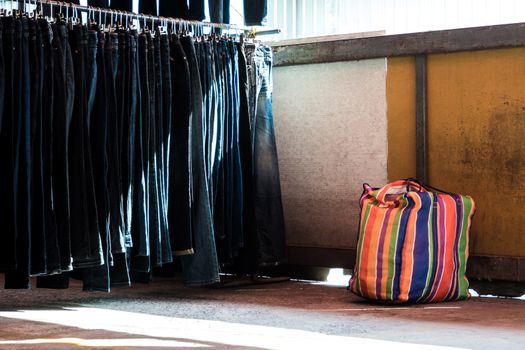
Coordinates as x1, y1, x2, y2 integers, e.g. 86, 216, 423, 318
173, 248, 194, 256
184, 277, 221, 287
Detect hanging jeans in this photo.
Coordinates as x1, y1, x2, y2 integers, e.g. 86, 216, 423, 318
233, 42, 258, 274
160, 34, 172, 262
105, 32, 126, 257
83, 28, 111, 292
140, 0, 157, 15
147, 33, 167, 268
111, 0, 133, 12
131, 32, 151, 278
89, 0, 109, 7
158, 0, 204, 20
29, 18, 46, 276
152, 33, 172, 267
180, 36, 220, 286
246, 45, 286, 266
36, 20, 75, 290
52, 20, 74, 272
6, 17, 32, 289
168, 35, 193, 256
40, 19, 61, 276
244, 0, 268, 26
0, 17, 17, 273
68, 25, 103, 269
209, 0, 230, 24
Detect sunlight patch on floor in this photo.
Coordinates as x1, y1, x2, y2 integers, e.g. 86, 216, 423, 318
0, 307, 470, 350
0, 337, 207, 348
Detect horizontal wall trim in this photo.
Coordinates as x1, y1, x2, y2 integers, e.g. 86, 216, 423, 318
287, 246, 525, 282
272, 22, 525, 66
287, 246, 356, 268
468, 255, 525, 283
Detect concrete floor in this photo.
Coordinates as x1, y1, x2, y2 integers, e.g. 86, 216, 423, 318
0, 274, 524, 350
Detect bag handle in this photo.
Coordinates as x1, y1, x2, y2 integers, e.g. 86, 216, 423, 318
368, 178, 455, 204
372, 179, 427, 203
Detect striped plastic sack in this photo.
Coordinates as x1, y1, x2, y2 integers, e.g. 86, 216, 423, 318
349, 179, 476, 303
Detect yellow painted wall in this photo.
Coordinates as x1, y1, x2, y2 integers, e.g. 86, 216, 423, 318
387, 48, 525, 257
387, 57, 416, 180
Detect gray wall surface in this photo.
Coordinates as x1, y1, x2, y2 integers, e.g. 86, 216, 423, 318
273, 59, 388, 249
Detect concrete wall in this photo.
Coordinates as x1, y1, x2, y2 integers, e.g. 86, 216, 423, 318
273, 59, 388, 251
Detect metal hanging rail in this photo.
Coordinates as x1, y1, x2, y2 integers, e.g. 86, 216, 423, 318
2, 0, 251, 32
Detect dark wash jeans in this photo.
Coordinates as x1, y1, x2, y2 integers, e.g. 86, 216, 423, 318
244, 0, 268, 26
36, 20, 76, 290
160, 34, 172, 263
110, 0, 132, 12
83, 28, 111, 292
180, 36, 220, 286
89, 0, 109, 7
0, 17, 17, 273
158, 0, 204, 20
6, 17, 32, 289
68, 25, 103, 269
105, 32, 126, 257
168, 35, 193, 256
209, 0, 230, 24
233, 42, 258, 274
28, 18, 46, 276
40, 20, 61, 275
140, 0, 157, 15
52, 21, 74, 272
130, 32, 150, 277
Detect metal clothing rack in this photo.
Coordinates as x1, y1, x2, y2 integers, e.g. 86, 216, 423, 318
1, 0, 281, 37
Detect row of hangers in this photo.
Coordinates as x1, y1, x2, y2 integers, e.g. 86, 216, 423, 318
0, 0, 247, 40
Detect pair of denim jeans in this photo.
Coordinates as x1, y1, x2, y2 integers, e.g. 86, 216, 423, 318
168, 35, 193, 257
159, 0, 205, 21
244, 0, 268, 26
245, 45, 286, 267
179, 36, 220, 286
211, 40, 244, 262
0, 17, 17, 274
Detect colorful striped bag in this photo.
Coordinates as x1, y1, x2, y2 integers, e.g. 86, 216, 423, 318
349, 179, 476, 303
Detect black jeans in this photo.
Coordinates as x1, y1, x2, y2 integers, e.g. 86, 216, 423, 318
153, 33, 172, 266
147, 33, 162, 268
0, 17, 17, 273
89, 0, 109, 7
168, 35, 192, 256
140, 0, 157, 15
68, 25, 103, 269
6, 17, 32, 289
111, 0, 132, 12
40, 19, 61, 275
54, 20, 75, 272
105, 32, 126, 256
209, 0, 230, 24
131, 32, 151, 277
117, 30, 131, 246
160, 34, 172, 262
244, 0, 268, 26
158, 0, 204, 20
0, 18, 4, 133
111, 30, 139, 287
29, 18, 46, 276
159, 0, 188, 19
83, 28, 111, 292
